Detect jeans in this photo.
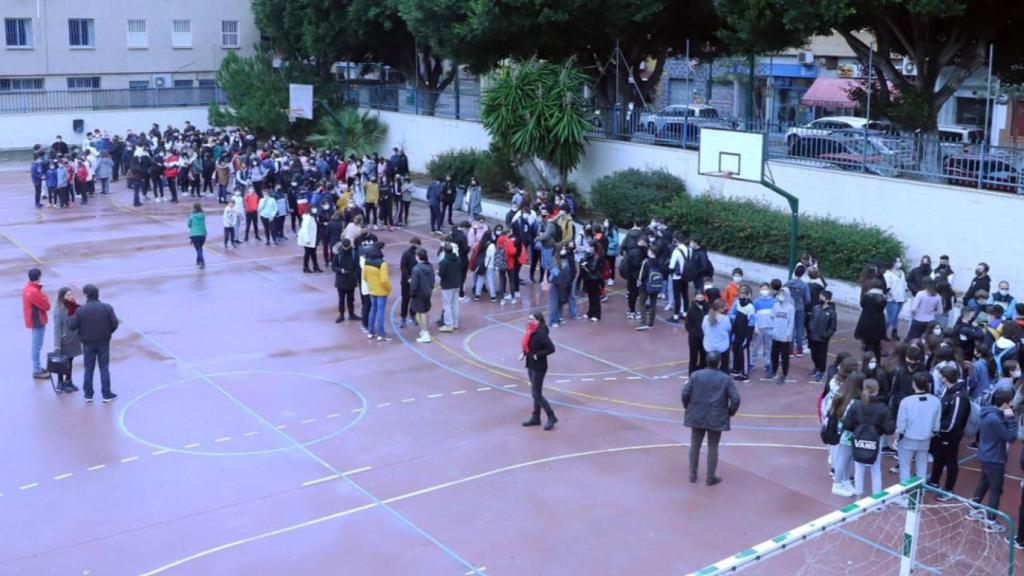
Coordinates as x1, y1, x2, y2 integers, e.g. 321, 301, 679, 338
898, 445, 929, 483
973, 462, 1006, 522
672, 278, 689, 318
261, 217, 274, 243
853, 445, 882, 495
223, 227, 235, 248
751, 329, 772, 370
82, 340, 112, 398
528, 368, 555, 420
793, 308, 806, 350
689, 428, 722, 481
809, 339, 829, 374
568, 280, 578, 318
885, 301, 904, 333
688, 332, 706, 373
770, 340, 791, 377
31, 325, 45, 372
540, 247, 553, 272
369, 295, 387, 336
548, 290, 563, 325
245, 212, 261, 240
131, 180, 143, 206
832, 443, 853, 485
99, 177, 110, 195
441, 288, 459, 328
191, 236, 206, 266
429, 204, 442, 231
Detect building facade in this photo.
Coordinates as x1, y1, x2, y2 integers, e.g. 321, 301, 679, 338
2, 0, 257, 92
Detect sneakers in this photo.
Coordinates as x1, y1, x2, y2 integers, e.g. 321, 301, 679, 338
33, 370, 50, 379
438, 325, 454, 333
667, 316, 680, 324
966, 506, 987, 521
635, 325, 651, 331
336, 315, 346, 323
1005, 536, 1024, 550
775, 375, 787, 385
84, 396, 94, 403
102, 394, 117, 403
415, 332, 431, 343
831, 482, 855, 497
590, 317, 599, 322
600, 295, 608, 303
983, 519, 1007, 533
377, 335, 392, 343
734, 374, 750, 382
934, 493, 954, 502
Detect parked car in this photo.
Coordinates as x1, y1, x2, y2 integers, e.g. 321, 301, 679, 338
640, 104, 722, 134
937, 124, 985, 157
830, 129, 915, 170
785, 116, 896, 147
942, 153, 1022, 193
787, 134, 898, 177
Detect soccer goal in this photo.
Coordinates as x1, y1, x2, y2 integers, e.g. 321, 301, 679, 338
688, 477, 1017, 576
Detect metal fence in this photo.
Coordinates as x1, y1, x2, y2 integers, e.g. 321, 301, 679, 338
338, 84, 482, 122
0, 87, 226, 114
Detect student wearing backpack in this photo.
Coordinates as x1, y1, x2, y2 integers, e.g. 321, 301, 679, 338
667, 233, 690, 323
843, 378, 896, 497
825, 371, 863, 497
968, 386, 1018, 533
928, 365, 972, 499
896, 372, 941, 483
635, 246, 664, 331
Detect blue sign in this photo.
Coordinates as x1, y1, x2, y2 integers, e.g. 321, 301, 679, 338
755, 63, 818, 79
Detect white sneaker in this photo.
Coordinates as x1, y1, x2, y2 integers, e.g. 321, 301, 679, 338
831, 483, 854, 497
416, 332, 432, 343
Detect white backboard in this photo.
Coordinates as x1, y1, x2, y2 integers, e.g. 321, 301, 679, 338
288, 84, 314, 120
698, 128, 765, 183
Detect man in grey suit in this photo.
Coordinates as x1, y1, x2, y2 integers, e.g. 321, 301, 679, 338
682, 351, 741, 486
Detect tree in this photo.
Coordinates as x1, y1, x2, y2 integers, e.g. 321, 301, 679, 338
209, 50, 314, 139
481, 59, 591, 186
252, 0, 457, 115
307, 108, 388, 157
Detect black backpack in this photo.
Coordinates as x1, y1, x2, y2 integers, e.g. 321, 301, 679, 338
851, 402, 881, 464
820, 411, 841, 446
552, 220, 564, 243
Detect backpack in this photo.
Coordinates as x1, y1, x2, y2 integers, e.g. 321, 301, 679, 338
820, 412, 841, 446
552, 221, 564, 243
851, 402, 882, 464
646, 270, 665, 295
963, 399, 982, 438
495, 243, 508, 271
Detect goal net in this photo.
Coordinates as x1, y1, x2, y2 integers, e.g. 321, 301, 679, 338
689, 478, 1017, 576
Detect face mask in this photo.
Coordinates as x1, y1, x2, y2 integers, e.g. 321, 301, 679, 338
739, 297, 751, 306
776, 294, 786, 302
527, 319, 537, 329
868, 361, 878, 371
560, 250, 567, 256
760, 289, 770, 297
977, 300, 988, 306
932, 327, 942, 336
733, 275, 742, 282
1000, 289, 1010, 296
1014, 370, 1022, 379
703, 284, 713, 291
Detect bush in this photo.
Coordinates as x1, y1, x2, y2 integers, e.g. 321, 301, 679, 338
590, 169, 685, 227
426, 146, 523, 202
657, 194, 904, 283
426, 148, 487, 186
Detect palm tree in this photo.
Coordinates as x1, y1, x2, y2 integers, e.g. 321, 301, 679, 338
307, 107, 388, 158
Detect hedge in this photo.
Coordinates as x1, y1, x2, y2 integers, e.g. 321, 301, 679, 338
657, 194, 905, 283
590, 168, 684, 227
425, 147, 523, 201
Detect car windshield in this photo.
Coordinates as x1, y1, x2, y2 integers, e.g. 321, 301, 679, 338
698, 109, 718, 119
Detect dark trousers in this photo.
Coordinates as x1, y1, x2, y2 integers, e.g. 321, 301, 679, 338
586, 283, 601, 320
528, 368, 555, 420
672, 278, 689, 318
530, 249, 542, 281
152, 174, 164, 197
223, 227, 236, 248
33, 181, 42, 207
365, 203, 377, 225
429, 204, 442, 231
112, 159, 120, 181
731, 333, 750, 375
168, 179, 178, 202
337, 287, 355, 317
928, 435, 962, 491
638, 290, 656, 327
627, 277, 639, 313
400, 280, 412, 320
379, 200, 393, 226
57, 356, 76, 385
606, 255, 616, 282
688, 332, 706, 373
275, 215, 286, 239
245, 212, 261, 240
904, 320, 929, 343
261, 217, 274, 244
770, 340, 791, 377
303, 247, 320, 271
441, 201, 454, 225
398, 200, 410, 225
862, 338, 882, 361
191, 236, 206, 266
972, 462, 1006, 521
361, 294, 371, 329
809, 339, 830, 374
689, 428, 722, 481
459, 257, 469, 298
82, 340, 112, 399
1017, 482, 1024, 544
131, 180, 143, 206
290, 211, 300, 233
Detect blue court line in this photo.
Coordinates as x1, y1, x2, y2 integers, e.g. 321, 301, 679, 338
123, 322, 481, 575
389, 299, 818, 433
835, 527, 941, 574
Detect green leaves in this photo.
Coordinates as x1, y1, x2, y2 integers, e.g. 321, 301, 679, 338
308, 108, 387, 158
481, 59, 589, 183
591, 169, 686, 227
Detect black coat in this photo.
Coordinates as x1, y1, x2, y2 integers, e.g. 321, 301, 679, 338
525, 325, 556, 372
400, 246, 418, 284
966, 274, 991, 301
842, 397, 896, 438
332, 247, 360, 290
682, 368, 741, 431
326, 219, 345, 248
409, 261, 435, 314
855, 290, 887, 342
67, 299, 119, 345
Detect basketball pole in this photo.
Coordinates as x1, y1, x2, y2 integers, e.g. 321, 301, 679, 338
759, 137, 799, 279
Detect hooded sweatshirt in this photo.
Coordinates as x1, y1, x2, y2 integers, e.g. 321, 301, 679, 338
770, 288, 795, 342
362, 248, 391, 296
753, 293, 775, 332
977, 405, 1018, 465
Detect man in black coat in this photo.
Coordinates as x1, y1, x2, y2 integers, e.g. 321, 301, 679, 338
399, 238, 421, 328
68, 284, 119, 402
682, 352, 741, 485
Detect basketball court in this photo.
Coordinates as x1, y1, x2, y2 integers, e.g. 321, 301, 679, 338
0, 161, 1019, 575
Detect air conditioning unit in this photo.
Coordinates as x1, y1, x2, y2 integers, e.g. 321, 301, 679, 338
151, 74, 172, 89
797, 51, 815, 65
901, 59, 917, 76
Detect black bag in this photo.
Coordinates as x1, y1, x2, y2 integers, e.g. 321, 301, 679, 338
851, 403, 881, 465
47, 352, 71, 377
820, 412, 840, 446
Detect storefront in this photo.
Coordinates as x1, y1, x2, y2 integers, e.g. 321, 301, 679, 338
756, 62, 817, 125
800, 77, 861, 118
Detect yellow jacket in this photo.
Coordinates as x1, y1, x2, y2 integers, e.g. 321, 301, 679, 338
362, 260, 392, 296
364, 181, 379, 204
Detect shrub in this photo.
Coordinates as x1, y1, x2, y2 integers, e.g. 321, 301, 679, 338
426, 146, 523, 202
590, 169, 685, 227
426, 148, 487, 186
657, 194, 904, 283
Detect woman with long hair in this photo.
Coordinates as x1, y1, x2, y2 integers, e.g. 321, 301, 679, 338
51, 286, 82, 393
842, 378, 896, 496
855, 279, 887, 360
520, 312, 558, 430
188, 203, 207, 270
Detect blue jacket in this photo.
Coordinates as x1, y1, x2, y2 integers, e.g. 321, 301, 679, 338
45, 167, 59, 188
977, 405, 1018, 465
426, 180, 442, 206
785, 277, 811, 311
752, 296, 775, 331
30, 160, 45, 183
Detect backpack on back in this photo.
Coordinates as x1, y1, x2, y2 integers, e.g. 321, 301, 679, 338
963, 399, 982, 438
495, 244, 508, 271
552, 220, 564, 243
820, 412, 840, 446
851, 402, 881, 464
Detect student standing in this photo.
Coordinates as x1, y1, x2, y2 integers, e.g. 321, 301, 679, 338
22, 268, 52, 379
968, 387, 1017, 533
686, 291, 709, 373
399, 238, 421, 329
188, 204, 207, 270
808, 290, 838, 382
905, 280, 943, 342
362, 244, 392, 342
729, 285, 755, 381
68, 284, 119, 402
842, 378, 896, 496
682, 351, 741, 486
297, 211, 321, 273
884, 257, 908, 340
521, 312, 558, 430
855, 280, 887, 360
770, 287, 795, 384
437, 242, 462, 332
222, 200, 239, 249
896, 372, 941, 483
751, 283, 775, 376
51, 287, 82, 393
409, 249, 435, 344
702, 299, 733, 373
331, 238, 360, 323
928, 365, 971, 498
258, 190, 278, 245
243, 187, 261, 242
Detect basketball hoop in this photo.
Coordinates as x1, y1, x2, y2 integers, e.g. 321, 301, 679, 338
285, 108, 304, 123
704, 171, 732, 196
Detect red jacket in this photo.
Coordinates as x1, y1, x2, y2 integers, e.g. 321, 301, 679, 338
22, 281, 51, 328
335, 161, 347, 181
164, 154, 180, 178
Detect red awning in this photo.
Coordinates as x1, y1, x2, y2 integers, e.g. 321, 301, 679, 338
801, 78, 861, 109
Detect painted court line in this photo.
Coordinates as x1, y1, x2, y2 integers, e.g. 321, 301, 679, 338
627, 376, 642, 380
377, 402, 392, 408
342, 466, 372, 476
326, 413, 341, 419
351, 408, 364, 413
152, 449, 170, 456
120, 456, 140, 463
476, 387, 491, 392
604, 377, 617, 381
301, 419, 316, 424
87, 464, 106, 471
555, 379, 571, 383
428, 393, 444, 398
242, 431, 259, 437
301, 475, 340, 487
214, 437, 232, 443
452, 390, 467, 395
582, 378, 594, 382
276, 425, 288, 430
503, 384, 517, 388
402, 398, 416, 403
53, 473, 73, 481
19, 483, 38, 491
464, 568, 487, 575
184, 443, 201, 449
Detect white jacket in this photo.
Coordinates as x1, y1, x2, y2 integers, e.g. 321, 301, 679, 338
297, 214, 318, 248
884, 269, 908, 303
222, 206, 238, 228
669, 245, 690, 280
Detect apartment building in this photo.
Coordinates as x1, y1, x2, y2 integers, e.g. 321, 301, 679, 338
1, 0, 257, 92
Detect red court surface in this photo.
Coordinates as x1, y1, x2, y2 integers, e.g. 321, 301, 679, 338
0, 169, 1020, 575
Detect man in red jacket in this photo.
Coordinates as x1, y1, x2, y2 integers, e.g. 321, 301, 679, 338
22, 268, 51, 378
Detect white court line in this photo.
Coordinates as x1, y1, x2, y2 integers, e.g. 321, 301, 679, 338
275, 425, 288, 430
342, 466, 372, 476
581, 378, 594, 382
451, 390, 467, 395
351, 408, 364, 413
428, 393, 443, 398
627, 376, 642, 380
503, 384, 518, 388
214, 437, 232, 443
120, 456, 139, 463
152, 449, 170, 456
464, 568, 487, 575
53, 473, 73, 481
301, 475, 340, 487
604, 377, 617, 381
300, 418, 316, 424
87, 464, 106, 471
183, 443, 201, 449
19, 483, 39, 491
377, 402, 391, 408
242, 431, 259, 437
476, 387, 491, 392
555, 379, 571, 383
326, 413, 340, 419
401, 398, 416, 403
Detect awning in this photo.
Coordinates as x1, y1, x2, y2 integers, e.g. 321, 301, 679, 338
800, 77, 861, 109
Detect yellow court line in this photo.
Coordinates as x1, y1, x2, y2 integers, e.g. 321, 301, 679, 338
430, 332, 815, 420
0, 229, 43, 264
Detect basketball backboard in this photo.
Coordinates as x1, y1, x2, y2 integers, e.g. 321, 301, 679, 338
288, 84, 314, 120
698, 128, 765, 183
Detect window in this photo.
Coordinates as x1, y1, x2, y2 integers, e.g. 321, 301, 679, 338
0, 78, 44, 92
4, 18, 32, 48
67, 76, 101, 90
197, 79, 217, 88
129, 80, 150, 89
173, 79, 193, 88
172, 19, 191, 48
126, 19, 147, 48
68, 19, 94, 47
221, 20, 239, 47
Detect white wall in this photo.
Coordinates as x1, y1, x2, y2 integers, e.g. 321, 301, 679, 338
0, 106, 211, 149
373, 110, 490, 173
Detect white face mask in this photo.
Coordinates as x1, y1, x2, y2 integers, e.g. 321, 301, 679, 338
868, 361, 878, 370
1000, 289, 1010, 296
703, 284, 713, 291
733, 275, 742, 282
932, 327, 942, 336
1014, 370, 1022, 379
759, 289, 770, 297
776, 294, 786, 302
